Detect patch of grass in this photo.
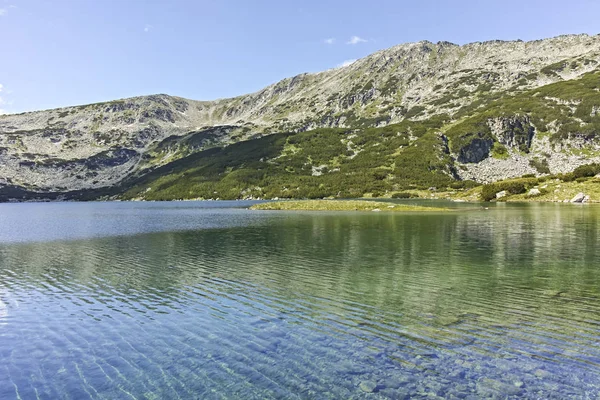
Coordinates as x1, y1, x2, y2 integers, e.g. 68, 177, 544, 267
491, 142, 509, 159
391, 192, 417, 199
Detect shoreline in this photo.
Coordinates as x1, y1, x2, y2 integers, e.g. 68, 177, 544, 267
250, 200, 452, 212
1, 196, 600, 205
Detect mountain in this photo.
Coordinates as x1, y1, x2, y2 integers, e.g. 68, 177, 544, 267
1, 33, 600, 201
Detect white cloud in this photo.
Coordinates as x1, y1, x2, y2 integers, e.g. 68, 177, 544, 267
0, 83, 3, 92
337, 59, 357, 68
144, 24, 153, 33
324, 38, 335, 45
0, 9, 7, 16
347, 36, 367, 45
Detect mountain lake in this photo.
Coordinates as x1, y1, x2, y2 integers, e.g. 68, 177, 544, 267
0, 200, 599, 399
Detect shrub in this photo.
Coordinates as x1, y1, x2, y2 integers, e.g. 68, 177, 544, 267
391, 192, 412, 199
529, 158, 551, 174
572, 163, 600, 179
449, 180, 480, 189
480, 178, 534, 201
481, 185, 500, 201
559, 172, 576, 182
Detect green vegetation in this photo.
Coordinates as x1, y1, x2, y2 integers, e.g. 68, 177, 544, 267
446, 70, 600, 152
491, 142, 509, 159
540, 60, 567, 77
249, 200, 449, 212
121, 115, 464, 201
391, 192, 417, 199
558, 163, 600, 182
116, 69, 600, 202
476, 163, 600, 202
529, 158, 551, 174
480, 178, 536, 201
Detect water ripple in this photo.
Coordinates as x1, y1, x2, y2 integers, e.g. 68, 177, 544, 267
1, 202, 600, 398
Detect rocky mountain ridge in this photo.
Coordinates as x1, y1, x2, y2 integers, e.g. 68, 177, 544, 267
1, 33, 600, 199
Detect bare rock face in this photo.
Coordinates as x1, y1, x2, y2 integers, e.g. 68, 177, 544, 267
489, 116, 535, 153
457, 138, 494, 163
1, 33, 600, 194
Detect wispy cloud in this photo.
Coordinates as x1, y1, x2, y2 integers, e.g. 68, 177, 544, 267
144, 24, 153, 33
337, 59, 357, 68
324, 38, 335, 45
347, 36, 367, 45
0, 5, 17, 17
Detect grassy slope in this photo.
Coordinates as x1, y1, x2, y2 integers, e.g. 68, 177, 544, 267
119, 70, 600, 202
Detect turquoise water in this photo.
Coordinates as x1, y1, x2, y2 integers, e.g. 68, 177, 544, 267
1, 201, 599, 399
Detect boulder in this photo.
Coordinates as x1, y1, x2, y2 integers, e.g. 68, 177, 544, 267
496, 190, 507, 199
528, 188, 541, 196
571, 193, 586, 203
359, 381, 378, 393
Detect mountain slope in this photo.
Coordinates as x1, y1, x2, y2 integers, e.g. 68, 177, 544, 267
1, 33, 600, 200
116, 69, 600, 201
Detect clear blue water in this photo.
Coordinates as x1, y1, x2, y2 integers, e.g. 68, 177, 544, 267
0, 201, 599, 399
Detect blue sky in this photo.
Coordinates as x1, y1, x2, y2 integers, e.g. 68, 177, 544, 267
0, 0, 599, 113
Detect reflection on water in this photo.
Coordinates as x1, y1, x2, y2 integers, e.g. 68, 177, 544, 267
1, 202, 600, 398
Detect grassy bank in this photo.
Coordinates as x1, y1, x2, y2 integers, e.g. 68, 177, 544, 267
444, 176, 600, 203
249, 200, 450, 212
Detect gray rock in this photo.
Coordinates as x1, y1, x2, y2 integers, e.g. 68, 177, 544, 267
496, 190, 507, 199
571, 192, 586, 203
528, 188, 541, 196
359, 380, 378, 393
534, 368, 552, 379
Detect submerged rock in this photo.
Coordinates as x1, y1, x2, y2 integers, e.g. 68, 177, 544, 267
359, 380, 378, 393
477, 378, 522, 396
534, 369, 552, 379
